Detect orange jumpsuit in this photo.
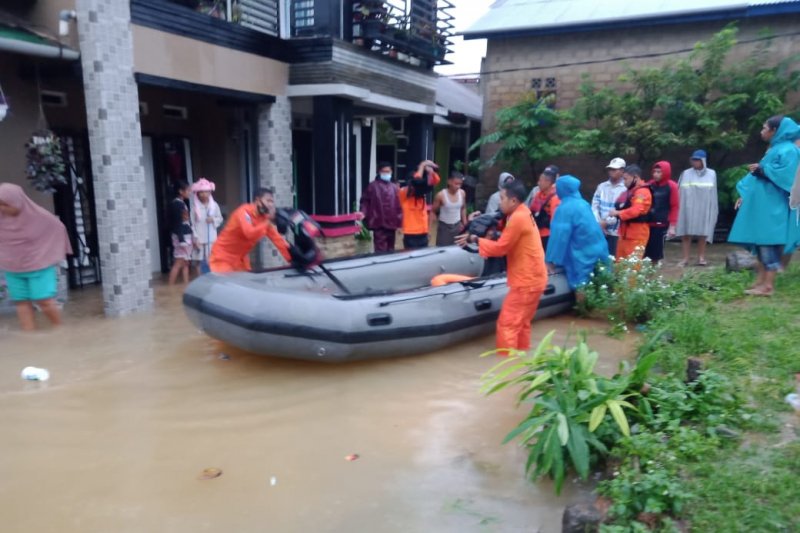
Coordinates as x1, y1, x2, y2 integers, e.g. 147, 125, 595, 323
478, 203, 548, 355
209, 203, 291, 273
398, 171, 441, 237
616, 185, 653, 260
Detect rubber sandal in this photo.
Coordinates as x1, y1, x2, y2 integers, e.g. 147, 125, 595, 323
676, 260, 688, 268
697, 259, 708, 266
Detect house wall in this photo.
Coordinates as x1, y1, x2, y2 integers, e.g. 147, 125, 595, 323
25, 0, 80, 50
0, 54, 85, 212
479, 15, 800, 200
132, 25, 289, 98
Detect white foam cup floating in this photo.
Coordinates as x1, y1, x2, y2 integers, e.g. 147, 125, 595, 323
21, 367, 50, 381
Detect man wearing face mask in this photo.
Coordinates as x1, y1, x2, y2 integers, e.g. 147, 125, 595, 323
358, 161, 402, 252
209, 187, 291, 273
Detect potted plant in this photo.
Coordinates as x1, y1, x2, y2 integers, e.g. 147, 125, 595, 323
25, 131, 67, 193
354, 221, 373, 254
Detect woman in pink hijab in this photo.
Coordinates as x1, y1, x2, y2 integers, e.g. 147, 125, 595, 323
190, 178, 223, 275
0, 183, 73, 330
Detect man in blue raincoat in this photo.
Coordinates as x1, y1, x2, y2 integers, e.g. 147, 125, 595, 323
545, 175, 610, 289
729, 115, 800, 297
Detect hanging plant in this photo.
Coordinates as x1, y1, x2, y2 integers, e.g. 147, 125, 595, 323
25, 131, 67, 193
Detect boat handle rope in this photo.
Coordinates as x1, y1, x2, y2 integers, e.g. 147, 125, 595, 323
378, 283, 501, 307
309, 248, 450, 273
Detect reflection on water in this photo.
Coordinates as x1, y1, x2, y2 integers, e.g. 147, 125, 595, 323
0, 281, 633, 533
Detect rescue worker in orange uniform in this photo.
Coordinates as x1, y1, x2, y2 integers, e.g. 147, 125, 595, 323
456, 180, 548, 355
398, 160, 441, 249
529, 166, 561, 250
608, 164, 653, 260
209, 187, 291, 273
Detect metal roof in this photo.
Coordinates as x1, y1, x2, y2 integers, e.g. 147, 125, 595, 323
464, 0, 800, 39
435, 77, 483, 121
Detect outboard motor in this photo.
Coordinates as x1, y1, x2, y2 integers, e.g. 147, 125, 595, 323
466, 211, 503, 240
465, 211, 506, 276
276, 208, 324, 271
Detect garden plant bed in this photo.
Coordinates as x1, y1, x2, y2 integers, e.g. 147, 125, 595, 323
485, 259, 800, 532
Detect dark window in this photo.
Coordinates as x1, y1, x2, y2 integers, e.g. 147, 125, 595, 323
293, 0, 315, 33
531, 76, 557, 105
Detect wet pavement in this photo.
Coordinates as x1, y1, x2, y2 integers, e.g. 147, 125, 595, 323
0, 272, 640, 533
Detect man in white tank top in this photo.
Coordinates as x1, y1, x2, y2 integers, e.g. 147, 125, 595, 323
433, 171, 467, 246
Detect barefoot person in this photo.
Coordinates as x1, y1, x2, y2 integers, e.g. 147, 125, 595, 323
676, 150, 718, 267
209, 187, 291, 273
729, 116, 800, 296
456, 180, 547, 355
167, 181, 192, 285
0, 183, 72, 331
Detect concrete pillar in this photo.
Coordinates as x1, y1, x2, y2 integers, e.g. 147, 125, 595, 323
256, 96, 294, 269
76, 0, 153, 316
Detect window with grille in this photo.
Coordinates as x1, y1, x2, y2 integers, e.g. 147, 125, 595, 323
292, 0, 314, 32
531, 77, 557, 103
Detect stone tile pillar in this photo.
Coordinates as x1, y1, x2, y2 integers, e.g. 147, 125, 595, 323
256, 96, 295, 269
76, 0, 153, 315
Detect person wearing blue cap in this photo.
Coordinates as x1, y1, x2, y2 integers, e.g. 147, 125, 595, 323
545, 175, 609, 289
676, 149, 718, 266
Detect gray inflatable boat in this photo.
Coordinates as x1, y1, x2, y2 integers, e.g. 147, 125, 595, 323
183, 246, 573, 362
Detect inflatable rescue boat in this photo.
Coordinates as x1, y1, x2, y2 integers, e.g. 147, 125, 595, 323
183, 246, 573, 362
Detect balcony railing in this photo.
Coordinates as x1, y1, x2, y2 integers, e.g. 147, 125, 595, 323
169, 0, 279, 37
351, 0, 454, 67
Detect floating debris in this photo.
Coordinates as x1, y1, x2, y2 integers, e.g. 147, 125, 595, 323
198, 467, 223, 480
20, 366, 50, 381
345, 454, 359, 462
219, 353, 231, 361
270, 476, 277, 486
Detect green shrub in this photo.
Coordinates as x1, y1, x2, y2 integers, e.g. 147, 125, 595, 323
577, 255, 677, 325
481, 332, 656, 493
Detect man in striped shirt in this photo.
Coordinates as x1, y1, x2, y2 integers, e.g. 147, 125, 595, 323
591, 157, 628, 256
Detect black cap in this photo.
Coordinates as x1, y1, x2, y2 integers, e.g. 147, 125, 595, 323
542, 165, 559, 179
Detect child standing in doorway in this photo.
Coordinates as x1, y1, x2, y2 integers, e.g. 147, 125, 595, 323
168, 181, 193, 285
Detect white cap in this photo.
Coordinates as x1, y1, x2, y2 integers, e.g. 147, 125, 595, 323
606, 157, 626, 169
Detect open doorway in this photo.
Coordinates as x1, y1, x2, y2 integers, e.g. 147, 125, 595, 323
144, 136, 194, 273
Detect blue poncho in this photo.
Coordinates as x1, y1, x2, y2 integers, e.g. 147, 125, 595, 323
546, 176, 610, 289
729, 117, 800, 254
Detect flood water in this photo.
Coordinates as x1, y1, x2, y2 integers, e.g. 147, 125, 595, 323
0, 278, 635, 533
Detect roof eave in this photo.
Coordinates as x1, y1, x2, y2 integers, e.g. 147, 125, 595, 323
463, 3, 800, 41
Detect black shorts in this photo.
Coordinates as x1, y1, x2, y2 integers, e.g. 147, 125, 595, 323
403, 234, 429, 249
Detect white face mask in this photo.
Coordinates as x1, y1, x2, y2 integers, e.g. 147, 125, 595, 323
379, 173, 392, 182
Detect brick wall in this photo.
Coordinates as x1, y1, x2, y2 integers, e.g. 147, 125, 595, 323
76, 0, 154, 316
478, 15, 800, 200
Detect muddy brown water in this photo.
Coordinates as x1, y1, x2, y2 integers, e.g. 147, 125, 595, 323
0, 276, 636, 533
